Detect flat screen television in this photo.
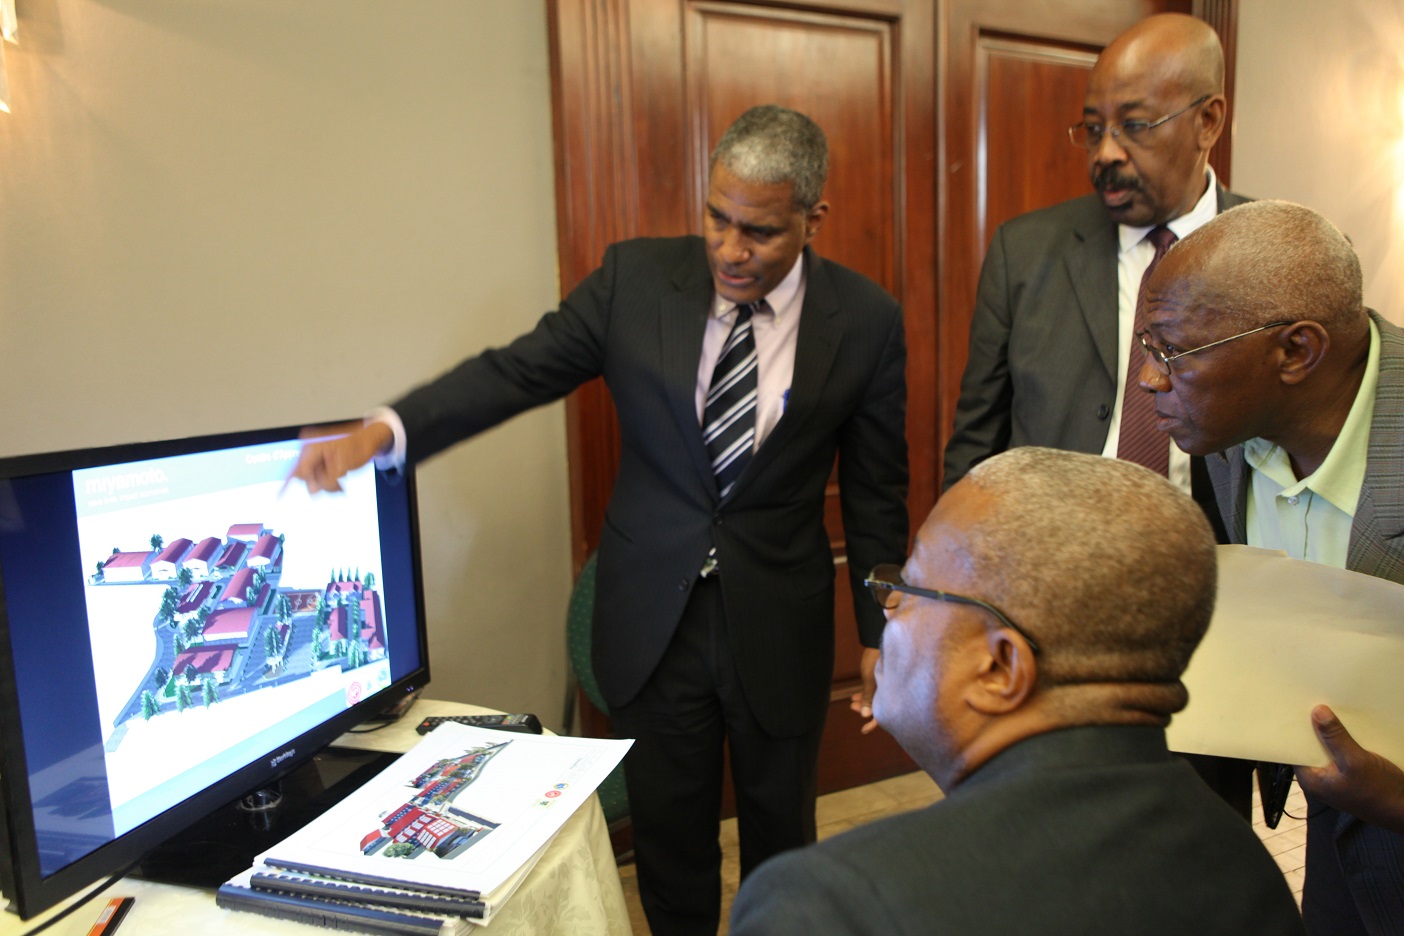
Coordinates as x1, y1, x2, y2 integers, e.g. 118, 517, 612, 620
0, 422, 430, 920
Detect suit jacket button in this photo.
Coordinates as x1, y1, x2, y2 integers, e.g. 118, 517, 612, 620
678, 578, 690, 591
1097, 404, 1110, 420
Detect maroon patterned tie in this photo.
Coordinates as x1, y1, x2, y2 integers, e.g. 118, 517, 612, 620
1116, 225, 1177, 475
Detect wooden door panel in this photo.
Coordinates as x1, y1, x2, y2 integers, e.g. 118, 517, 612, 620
980, 39, 1098, 250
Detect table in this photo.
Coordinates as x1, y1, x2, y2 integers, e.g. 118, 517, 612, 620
1, 699, 632, 936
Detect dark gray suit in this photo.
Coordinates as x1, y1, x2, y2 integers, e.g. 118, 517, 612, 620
729, 726, 1306, 936
943, 185, 1248, 490
1207, 312, 1404, 936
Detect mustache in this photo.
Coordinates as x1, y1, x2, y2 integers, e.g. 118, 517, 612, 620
1094, 166, 1142, 192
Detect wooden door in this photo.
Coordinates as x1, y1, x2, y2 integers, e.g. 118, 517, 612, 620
549, 0, 1237, 800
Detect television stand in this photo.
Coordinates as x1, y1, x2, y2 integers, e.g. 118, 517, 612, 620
132, 747, 399, 889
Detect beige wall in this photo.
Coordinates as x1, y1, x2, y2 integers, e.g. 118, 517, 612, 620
0, 1, 572, 726
1235, 0, 1404, 322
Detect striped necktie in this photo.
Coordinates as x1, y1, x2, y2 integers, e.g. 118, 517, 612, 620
703, 301, 761, 498
1116, 225, 1177, 475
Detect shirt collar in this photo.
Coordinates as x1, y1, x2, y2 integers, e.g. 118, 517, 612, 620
1243, 317, 1381, 514
1117, 165, 1219, 255
711, 250, 805, 320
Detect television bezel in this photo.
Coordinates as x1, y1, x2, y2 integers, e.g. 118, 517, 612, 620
0, 421, 431, 920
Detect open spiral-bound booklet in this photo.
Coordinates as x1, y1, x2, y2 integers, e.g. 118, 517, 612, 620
217, 721, 631, 932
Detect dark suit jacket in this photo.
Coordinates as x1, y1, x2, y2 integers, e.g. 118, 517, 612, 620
943, 185, 1249, 493
729, 726, 1306, 936
1207, 311, 1404, 934
392, 237, 909, 738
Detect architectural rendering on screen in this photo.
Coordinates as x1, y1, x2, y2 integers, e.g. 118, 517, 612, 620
69, 442, 393, 838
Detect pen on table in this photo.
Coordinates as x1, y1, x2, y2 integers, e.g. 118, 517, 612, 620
85, 897, 134, 936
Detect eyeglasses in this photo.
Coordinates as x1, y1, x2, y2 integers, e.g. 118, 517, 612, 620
865, 564, 1041, 655
1068, 95, 1210, 149
1137, 321, 1294, 375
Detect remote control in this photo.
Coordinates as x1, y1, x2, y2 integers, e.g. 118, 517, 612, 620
415, 713, 544, 735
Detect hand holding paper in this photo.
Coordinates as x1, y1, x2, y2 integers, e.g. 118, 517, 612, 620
1296, 704, 1404, 835
1167, 546, 1404, 768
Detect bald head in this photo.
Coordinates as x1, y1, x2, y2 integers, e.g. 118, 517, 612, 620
1151, 200, 1366, 339
1137, 200, 1371, 471
1097, 14, 1224, 99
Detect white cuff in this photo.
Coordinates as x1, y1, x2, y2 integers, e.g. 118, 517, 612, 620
364, 405, 407, 472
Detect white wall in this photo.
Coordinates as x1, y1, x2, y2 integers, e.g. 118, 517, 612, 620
0, 1, 573, 727
1234, 0, 1404, 322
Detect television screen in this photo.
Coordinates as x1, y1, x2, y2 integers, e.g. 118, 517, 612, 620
0, 422, 430, 919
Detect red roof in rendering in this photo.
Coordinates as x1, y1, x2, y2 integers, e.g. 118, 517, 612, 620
249, 534, 281, 563
227, 523, 264, 540
177, 581, 215, 614
104, 551, 150, 569
204, 607, 254, 638
215, 541, 248, 570
328, 606, 349, 642
154, 538, 193, 564
226, 568, 257, 602
188, 537, 221, 564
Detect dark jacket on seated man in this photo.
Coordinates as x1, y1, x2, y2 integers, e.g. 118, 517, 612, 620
730, 447, 1305, 936
730, 725, 1302, 935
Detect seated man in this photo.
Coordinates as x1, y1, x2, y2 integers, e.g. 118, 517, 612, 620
729, 447, 1304, 936
1137, 198, 1404, 935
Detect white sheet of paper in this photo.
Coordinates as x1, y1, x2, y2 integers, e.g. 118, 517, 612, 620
1166, 545, 1404, 768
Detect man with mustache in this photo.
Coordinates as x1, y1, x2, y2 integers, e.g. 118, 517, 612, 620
942, 13, 1253, 815
290, 104, 909, 936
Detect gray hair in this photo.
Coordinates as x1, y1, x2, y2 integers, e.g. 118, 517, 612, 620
710, 105, 828, 211
961, 448, 1216, 689
1169, 200, 1364, 336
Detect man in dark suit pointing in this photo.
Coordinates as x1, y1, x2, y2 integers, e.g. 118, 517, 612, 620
291, 104, 909, 936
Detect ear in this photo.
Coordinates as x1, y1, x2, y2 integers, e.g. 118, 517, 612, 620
1276, 321, 1330, 386
1196, 95, 1227, 151
804, 200, 830, 242
965, 628, 1038, 715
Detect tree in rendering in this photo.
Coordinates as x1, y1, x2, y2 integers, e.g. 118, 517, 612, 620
140, 690, 159, 720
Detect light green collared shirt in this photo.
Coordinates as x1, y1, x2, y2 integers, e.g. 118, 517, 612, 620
1244, 319, 1381, 567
